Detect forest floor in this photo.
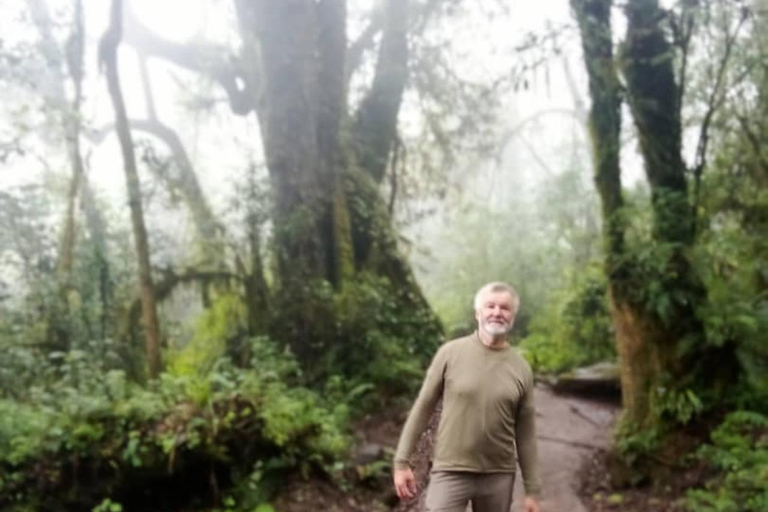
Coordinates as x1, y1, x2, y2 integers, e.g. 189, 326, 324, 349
273, 384, 633, 512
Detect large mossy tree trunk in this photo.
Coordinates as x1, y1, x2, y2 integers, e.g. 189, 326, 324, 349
572, 0, 706, 430
621, 0, 707, 402
123, 0, 441, 370
239, 0, 352, 362
234, 0, 440, 364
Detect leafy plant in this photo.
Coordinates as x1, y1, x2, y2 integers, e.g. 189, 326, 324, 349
0, 337, 349, 512
686, 411, 768, 512
519, 265, 614, 373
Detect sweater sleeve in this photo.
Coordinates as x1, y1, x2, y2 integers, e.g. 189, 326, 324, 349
393, 345, 447, 469
515, 373, 542, 497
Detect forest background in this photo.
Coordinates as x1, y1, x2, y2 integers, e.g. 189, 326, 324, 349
0, 0, 765, 511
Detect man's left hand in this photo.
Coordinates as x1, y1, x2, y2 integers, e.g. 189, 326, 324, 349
524, 496, 540, 512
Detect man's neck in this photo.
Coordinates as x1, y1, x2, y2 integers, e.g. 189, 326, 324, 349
477, 329, 508, 349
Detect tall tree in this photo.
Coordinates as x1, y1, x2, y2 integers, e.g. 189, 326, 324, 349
572, 0, 716, 430
27, 0, 104, 349
26, 0, 86, 284
123, 0, 442, 365
100, 0, 162, 378
620, 0, 708, 425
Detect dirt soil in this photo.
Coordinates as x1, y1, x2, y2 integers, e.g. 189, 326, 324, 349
578, 438, 711, 512
274, 384, 621, 512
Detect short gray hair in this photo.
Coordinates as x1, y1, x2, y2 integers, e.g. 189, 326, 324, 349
473, 282, 520, 311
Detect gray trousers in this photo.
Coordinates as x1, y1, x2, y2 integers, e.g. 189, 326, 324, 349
425, 471, 516, 512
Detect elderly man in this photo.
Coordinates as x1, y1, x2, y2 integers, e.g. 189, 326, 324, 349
393, 282, 541, 512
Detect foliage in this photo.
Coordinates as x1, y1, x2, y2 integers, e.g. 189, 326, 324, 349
693, 171, 768, 411
168, 292, 248, 378
686, 411, 768, 512
322, 272, 442, 408
652, 386, 704, 426
0, 337, 348, 512
519, 265, 614, 373
416, 164, 601, 345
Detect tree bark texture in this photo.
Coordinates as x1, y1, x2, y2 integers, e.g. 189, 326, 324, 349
570, 0, 624, 271
573, 0, 697, 428
120, 0, 441, 365
623, 0, 693, 246
352, 0, 409, 184
233, 0, 439, 361
27, 0, 91, 350
101, 0, 162, 379
622, 0, 705, 353
27, 0, 85, 283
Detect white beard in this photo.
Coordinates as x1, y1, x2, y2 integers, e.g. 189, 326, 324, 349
481, 320, 511, 336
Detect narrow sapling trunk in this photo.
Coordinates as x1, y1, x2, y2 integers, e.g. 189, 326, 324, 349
100, 0, 162, 379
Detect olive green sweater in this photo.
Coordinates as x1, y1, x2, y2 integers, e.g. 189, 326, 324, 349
394, 333, 542, 497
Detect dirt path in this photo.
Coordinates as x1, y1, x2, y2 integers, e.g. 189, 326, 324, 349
394, 384, 618, 512
511, 386, 617, 512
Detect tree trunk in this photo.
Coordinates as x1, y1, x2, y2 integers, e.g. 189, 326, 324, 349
572, 0, 667, 429
241, 0, 441, 361
27, 0, 85, 284
123, 0, 442, 366
234, 0, 341, 361
244, 206, 269, 338
623, 0, 693, 245
27, 0, 90, 350
58, 20, 85, 284
622, 0, 705, 374
101, 0, 162, 379
572, 0, 629, 419
574, 0, 713, 430
352, 0, 409, 184
80, 175, 112, 339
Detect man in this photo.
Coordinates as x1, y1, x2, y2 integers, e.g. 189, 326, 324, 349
393, 282, 542, 512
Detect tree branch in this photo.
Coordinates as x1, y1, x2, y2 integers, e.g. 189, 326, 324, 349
346, 0, 448, 87
691, 9, 747, 235
90, 118, 220, 244
137, 53, 157, 121
671, 0, 698, 123
352, 0, 409, 183
345, 12, 384, 85
122, 0, 254, 115
123, 269, 243, 342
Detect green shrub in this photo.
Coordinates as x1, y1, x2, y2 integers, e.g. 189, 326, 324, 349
319, 273, 442, 408
0, 337, 348, 512
686, 411, 768, 512
519, 266, 614, 373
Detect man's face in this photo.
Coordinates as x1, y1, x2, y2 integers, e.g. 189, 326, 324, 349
475, 291, 516, 336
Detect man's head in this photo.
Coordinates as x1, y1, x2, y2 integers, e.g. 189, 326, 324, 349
473, 282, 520, 337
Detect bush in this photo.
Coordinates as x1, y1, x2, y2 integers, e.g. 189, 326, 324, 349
0, 337, 349, 512
319, 273, 442, 409
686, 411, 768, 512
519, 266, 615, 373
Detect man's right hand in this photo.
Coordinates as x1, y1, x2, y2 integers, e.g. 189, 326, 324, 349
393, 467, 417, 500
